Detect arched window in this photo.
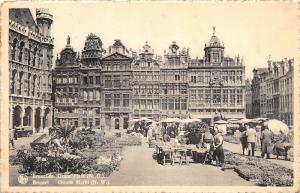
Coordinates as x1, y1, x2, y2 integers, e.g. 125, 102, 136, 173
18, 42, 25, 62
11, 39, 18, 60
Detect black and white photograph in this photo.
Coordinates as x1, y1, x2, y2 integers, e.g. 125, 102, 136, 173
0, 1, 299, 192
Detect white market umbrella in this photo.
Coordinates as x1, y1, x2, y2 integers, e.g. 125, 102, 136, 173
234, 118, 252, 124
181, 118, 201, 123
227, 118, 238, 122
215, 120, 228, 124
267, 119, 289, 135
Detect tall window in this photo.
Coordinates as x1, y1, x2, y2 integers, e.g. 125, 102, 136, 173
83, 91, 88, 101
205, 90, 211, 104
123, 94, 129, 107
175, 99, 180, 110
230, 90, 236, 104
168, 99, 174, 110
83, 77, 88, 85
11, 39, 18, 60
162, 99, 167, 110
96, 76, 101, 84
96, 91, 100, 101
105, 94, 111, 107
89, 91, 93, 101
213, 53, 219, 63
114, 94, 120, 107
222, 89, 228, 104
191, 76, 196, 83
33, 47, 37, 67
181, 98, 187, 110
18, 42, 24, 62
89, 76, 93, 84
134, 99, 139, 109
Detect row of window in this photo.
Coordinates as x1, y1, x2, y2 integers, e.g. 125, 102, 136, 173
83, 90, 101, 101
161, 98, 188, 110
104, 94, 130, 107
104, 80, 130, 88
133, 99, 160, 109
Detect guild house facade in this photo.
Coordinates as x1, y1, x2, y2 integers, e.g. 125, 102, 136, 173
188, 29, 245, 124
9, 8, 54, 133
54, 28, 246, 129
247, 58, 294, 127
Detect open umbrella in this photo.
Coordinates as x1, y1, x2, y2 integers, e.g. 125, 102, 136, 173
267, 119, 289, 135
214, 120, 228, 124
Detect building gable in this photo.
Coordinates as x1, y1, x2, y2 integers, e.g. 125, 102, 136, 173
103, 52, 132, 61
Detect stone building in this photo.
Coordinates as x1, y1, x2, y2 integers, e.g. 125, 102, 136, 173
53, 37, 80, 127
188, 29, 245, 125
101, 40, 133, 130
245, 79, 252, 118
9, 8, 54, 133
132, 42, 161, 121
54, 34, 104, 128
160, 41, 189, 119
247, 58, 294, 127
251, 68, 268, 118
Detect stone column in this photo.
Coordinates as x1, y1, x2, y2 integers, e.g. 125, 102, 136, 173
32, 108, 36, 133
40, 108, 44, 131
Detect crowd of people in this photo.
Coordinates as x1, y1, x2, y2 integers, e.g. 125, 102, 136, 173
240, 122, 274, 159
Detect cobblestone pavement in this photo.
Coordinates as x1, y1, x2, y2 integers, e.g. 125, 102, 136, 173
108, 142, 254, 186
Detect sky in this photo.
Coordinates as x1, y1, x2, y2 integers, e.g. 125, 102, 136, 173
26, 2, 299, 79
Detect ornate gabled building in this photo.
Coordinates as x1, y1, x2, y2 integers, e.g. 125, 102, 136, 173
9, 8, 54, 133
53, 37, 81, 127
79, 34, 103, 128
101, 40, 133, 130
188, 28, 245, 125
53, 34, 103, 128
132, 42, 161, 121
160, 41, 189, 119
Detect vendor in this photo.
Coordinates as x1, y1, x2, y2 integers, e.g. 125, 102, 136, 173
212, 131, 224, 166
261, 126, 273, 159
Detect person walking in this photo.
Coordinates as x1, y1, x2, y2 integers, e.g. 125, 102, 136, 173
240, 125, 248, 155
213, 131, 224, 166
261, 126, 273, 159
246, 123, 257, 156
